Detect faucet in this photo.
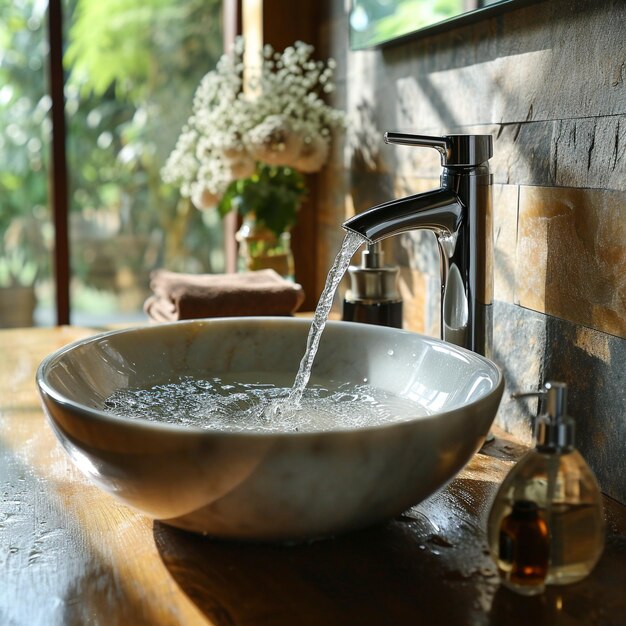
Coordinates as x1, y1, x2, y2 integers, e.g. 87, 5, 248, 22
343, 132, 494, 357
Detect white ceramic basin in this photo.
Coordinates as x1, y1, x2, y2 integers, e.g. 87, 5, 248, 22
37, 317, 504, 542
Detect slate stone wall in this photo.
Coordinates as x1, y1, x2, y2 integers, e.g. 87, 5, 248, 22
318, 0, 626, 502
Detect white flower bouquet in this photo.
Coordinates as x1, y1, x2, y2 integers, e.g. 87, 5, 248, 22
162, 38, 345, 237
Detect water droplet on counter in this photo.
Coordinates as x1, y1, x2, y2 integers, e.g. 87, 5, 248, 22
429, 534, 453, 548
28, 549, 41, 565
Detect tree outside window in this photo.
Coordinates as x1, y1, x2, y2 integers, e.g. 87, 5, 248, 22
0, 0, 225, 327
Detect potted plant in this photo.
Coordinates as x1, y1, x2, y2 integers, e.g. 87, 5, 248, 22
162, 38, 345, 278
0, 215, 52, 328
0, 247, 38, 328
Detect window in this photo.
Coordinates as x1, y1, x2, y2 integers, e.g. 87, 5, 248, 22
0, 0, 52, 328
0, 0, 226, 327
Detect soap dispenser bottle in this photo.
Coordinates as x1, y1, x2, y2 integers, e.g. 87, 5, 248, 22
487, 381, 605, 595
342, 242, 403, 328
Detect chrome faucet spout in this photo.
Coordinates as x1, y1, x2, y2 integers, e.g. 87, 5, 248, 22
342, 188, 463, 243
342, 132, 494, 357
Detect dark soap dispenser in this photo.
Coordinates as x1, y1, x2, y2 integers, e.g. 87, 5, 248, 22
487, 381, 605, 595
342, 242, 402, 328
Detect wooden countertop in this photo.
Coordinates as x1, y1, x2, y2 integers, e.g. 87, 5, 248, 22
1, 325, 624, 626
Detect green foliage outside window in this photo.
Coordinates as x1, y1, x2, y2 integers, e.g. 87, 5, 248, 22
65, 0, 225, 279
0, 1, 51, 287
0, 0, 225, 310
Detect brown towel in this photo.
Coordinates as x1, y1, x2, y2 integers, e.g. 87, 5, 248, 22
144, 268, 305, 322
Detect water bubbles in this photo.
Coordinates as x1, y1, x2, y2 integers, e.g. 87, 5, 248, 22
264, 400, 284, 420
103, 373, 430, 434
387, 349, 394, 356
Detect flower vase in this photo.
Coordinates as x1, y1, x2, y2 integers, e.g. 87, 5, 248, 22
235, 217, 295, 280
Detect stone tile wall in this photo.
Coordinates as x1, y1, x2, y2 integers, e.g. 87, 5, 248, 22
318, 0, 626, 502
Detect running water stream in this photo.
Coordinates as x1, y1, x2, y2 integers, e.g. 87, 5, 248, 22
285, 230, 365, 406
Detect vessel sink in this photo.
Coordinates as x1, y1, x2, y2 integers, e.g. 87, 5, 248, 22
37, 317, 504, 542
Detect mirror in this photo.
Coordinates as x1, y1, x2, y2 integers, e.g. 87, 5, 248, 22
350, 0, 522, 49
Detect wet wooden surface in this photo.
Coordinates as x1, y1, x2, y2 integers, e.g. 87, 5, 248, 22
1, 326, 625, 626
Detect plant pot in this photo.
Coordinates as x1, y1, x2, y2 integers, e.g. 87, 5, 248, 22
235, 218, 294, 280
0, 285, 36, 328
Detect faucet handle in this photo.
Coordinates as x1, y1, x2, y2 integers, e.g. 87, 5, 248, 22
385, 132, 492, 167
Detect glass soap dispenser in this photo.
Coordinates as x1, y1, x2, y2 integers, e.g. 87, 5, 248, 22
487, 381, 605, 595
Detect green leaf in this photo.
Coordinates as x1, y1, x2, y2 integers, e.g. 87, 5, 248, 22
216, 163, 307, 237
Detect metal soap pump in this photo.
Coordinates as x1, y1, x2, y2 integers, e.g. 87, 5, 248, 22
487, 381, 605, 595
342, 242, 403, 328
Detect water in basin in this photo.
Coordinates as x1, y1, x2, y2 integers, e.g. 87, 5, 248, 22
103, 373, 431, 433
